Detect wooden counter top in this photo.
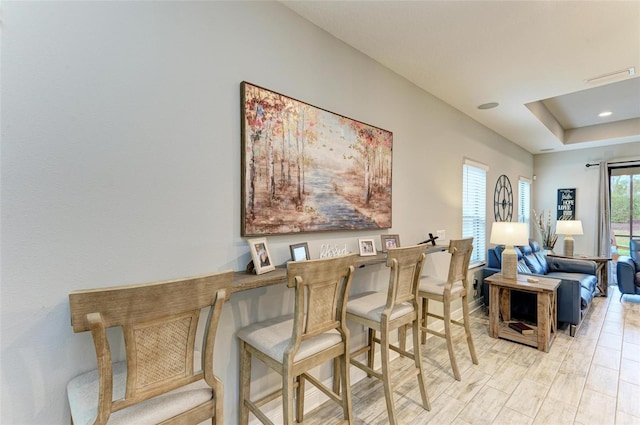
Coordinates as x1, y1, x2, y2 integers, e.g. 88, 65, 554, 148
230, 245, 446, 294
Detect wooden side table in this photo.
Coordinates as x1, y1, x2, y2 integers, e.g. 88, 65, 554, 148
485, 273, 561, 352
547, 253, 611, 297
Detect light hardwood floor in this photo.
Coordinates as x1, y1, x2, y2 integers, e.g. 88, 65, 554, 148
306, 284, 640, 425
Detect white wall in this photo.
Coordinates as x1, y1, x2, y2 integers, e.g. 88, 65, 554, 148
1, 2, 533, 424
533, 142, 640, 255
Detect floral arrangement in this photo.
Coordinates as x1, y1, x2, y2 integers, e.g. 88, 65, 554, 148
532, 209, 558, 250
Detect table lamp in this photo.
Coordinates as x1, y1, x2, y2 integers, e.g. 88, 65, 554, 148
556, 220, 583, 257
490, 222, 529, 280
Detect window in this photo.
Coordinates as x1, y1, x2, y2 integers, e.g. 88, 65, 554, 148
518, 177, 531, 235
462, 160, 488, 267
610, 166, 640, 256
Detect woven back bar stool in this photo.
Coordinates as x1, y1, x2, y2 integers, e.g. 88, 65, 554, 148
67, 270, 234, 425
418, 237, 478, 381
345, 245, 430, 425
237, 254, 357, 425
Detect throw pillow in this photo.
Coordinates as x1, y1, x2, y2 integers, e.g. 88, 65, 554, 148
517, 259, 532, 273
533, 252, 549, 274
523, 255, 545, 275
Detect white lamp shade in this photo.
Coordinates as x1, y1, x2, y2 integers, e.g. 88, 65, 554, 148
556, 220, 583, 236
490, 222, 529, 246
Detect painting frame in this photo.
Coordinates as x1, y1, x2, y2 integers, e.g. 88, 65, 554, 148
358, 238, 377, 256
289, 242, 311, 262
241, 81, 393, 236
248, 237, 276, 275
380, 234, 400, 252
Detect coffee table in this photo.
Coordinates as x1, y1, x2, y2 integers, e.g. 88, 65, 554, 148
485, 273, 561, 352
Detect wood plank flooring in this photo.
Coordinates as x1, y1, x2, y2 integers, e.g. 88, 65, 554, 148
305, 285, 640, 424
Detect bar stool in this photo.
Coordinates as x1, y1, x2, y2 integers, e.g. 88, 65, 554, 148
67, 271, 234, 425
345, 245, 430, 425
237, 253, 357, 425
418, 237, 478, 381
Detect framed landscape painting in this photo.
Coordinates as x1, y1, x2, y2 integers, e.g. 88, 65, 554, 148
241, 82, 393, 236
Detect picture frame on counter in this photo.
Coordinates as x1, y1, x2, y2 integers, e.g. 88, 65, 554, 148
380, 234, 400, 252
248, 237, 275, 275
289, 242, 311, 261
358, 238, 377, 256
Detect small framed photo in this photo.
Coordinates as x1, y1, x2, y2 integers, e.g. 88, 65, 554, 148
358, 238, 377, 256
289, 242, 310, 261
380, 234, 400, 252
248, 237, 275, 275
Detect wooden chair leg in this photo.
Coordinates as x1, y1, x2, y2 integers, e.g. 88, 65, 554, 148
367, 328, 375, 377
340, 351, 354, 424
421, 297, 428, 344
333, 357, 341, 394
443, 299, 461, 381
412, 315, 431, 411
398, 325, 407, 351
213, 377, 224, 425
296, 374, 305, 423
239, 341, 251, 425
283, 375, 295, 425
380, 326, 397, 425
462, 295, 478, 365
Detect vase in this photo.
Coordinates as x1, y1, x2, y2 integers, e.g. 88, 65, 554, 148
542, 247, 554, 255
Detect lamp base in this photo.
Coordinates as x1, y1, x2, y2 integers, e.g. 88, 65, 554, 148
564, 237, 574, 257
501, 245, 517, 280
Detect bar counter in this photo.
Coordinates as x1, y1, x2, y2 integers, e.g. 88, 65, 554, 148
230, 245, 447, 294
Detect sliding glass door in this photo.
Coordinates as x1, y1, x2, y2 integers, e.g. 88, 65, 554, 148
610, 166, 640, 256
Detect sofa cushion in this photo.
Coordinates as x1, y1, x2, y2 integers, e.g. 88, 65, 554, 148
519, 244, 533, 256
524, 255, 545, 274
522, 240, 549, 274
580, 285, 594, 310
546, 271, 597, 311
635, 272, 640, 287
630, 239, 640, 264
517, 259, 532, 273
533, 252, 549, 274
529, 240, 542, 252
546, 272, 597, 293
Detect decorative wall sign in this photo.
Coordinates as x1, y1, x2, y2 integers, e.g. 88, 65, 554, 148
557, 188, 576, 220
241, 82, 393, 236
493, 174, 513, 222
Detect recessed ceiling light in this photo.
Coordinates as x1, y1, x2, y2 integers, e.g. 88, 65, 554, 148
477, 102, 499, 110
598, 111, 613, 117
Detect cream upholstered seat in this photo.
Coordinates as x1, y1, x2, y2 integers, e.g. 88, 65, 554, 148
237, 254, 357, 425
67, 271, 234, 425
345, 245, 430, 425
418, 237, 478, 381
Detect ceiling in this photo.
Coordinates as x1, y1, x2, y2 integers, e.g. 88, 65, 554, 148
282, 1, 640, 154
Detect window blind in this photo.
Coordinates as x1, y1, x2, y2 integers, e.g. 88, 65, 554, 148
518, 178, 531, 235
462, 161, 487, 266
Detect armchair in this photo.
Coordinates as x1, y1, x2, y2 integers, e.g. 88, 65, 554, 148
616, 238, 640, 300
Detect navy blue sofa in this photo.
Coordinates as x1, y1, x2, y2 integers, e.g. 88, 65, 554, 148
617, 238, 640, 300
482, 240, 598, 336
